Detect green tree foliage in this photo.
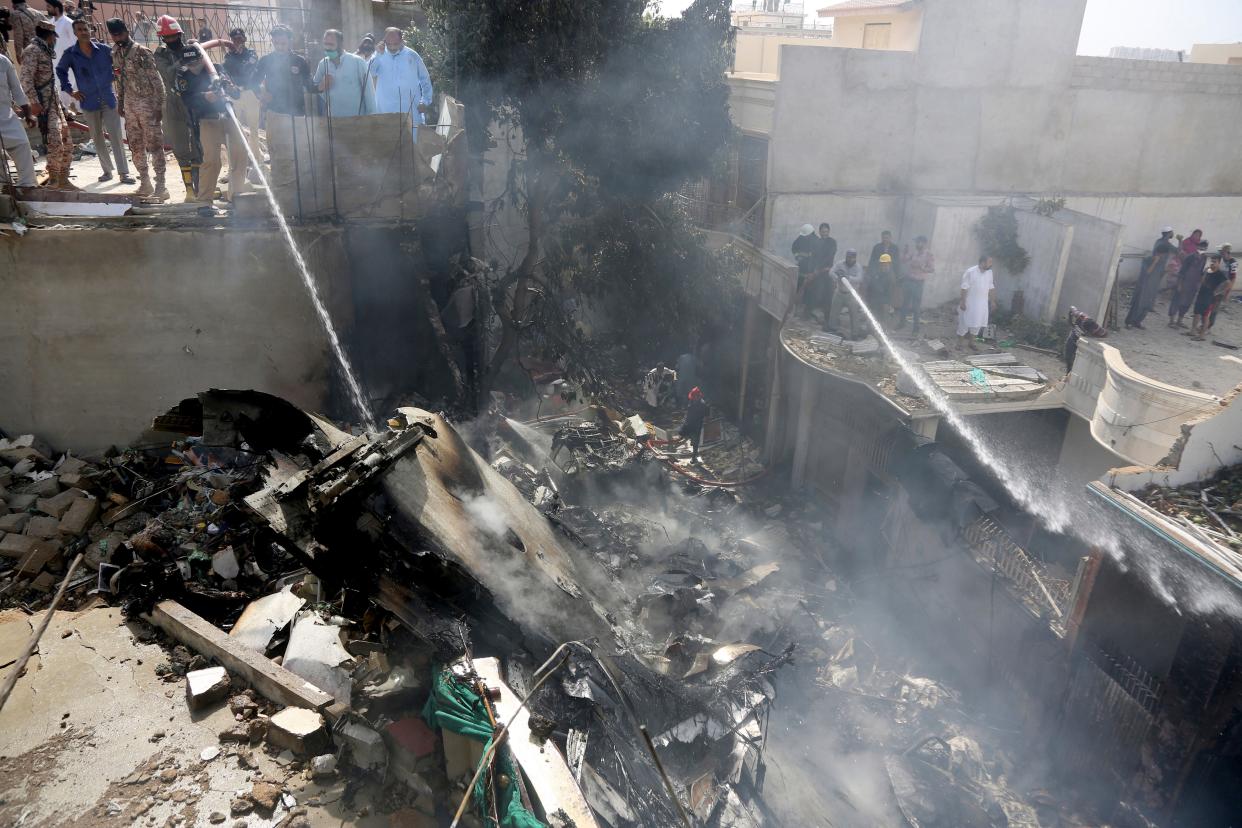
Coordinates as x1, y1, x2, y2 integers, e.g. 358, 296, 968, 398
420, 0, 739, 396
974, 206, 1030, 276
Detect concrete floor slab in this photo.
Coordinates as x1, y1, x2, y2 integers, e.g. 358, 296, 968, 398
0, 606, 385, 827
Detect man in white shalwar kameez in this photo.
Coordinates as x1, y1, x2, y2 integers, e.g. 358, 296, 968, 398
0, 52, 36, 187
957, 255, 995, 351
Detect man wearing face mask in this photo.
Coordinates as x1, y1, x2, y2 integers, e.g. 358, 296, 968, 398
252, 23, 313, 116
313, 28, 373, 117
153, 14, 197, 198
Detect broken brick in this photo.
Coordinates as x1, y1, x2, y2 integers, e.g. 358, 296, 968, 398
58, 496, 99, 537
36, 488, 88, 519
266, 707, 328, 755
16, 539, 60, 574
0, 532, 40, 559
24, 515, 61, 539
19, 477, 61, 499
186, 666, 232, 711
0, 513, 30, 533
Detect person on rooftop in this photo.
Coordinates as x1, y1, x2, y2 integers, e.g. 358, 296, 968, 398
957, 255, 996, 352
9, 0, 42, 64
57, 17, 133, 183
898, 234, 935, 335
43, 0, 71, 99
1169, 238, 1209, 329
313, 28, 373, 117
175, 44, 247, 203
20, 16, 73, 188
1125, 226, 1176, 329
866, 252, 896, 326
108, 17, 166, 199
791, 223, 817, 314
830, 248, 864, 338
369, 26, 432, 136
0, 49, 36, 187
221, 27, 261, 171
152, 14, 198, 198
1191, 253, 1228, 341
252, 23, 314, 117
807, 222, 837, 325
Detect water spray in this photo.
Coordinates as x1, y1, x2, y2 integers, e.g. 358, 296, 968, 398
191, 43, 374, 429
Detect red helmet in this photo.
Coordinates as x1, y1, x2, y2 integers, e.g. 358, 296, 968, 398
156, 15, 182, 37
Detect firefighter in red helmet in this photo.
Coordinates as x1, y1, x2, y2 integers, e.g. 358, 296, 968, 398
151, 14, 199, 199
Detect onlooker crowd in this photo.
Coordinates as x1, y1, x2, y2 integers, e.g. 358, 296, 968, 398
0, 7, 435, 202
792, 219, 1236, 353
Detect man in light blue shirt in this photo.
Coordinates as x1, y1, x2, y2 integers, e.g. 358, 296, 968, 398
313, 28, 374, 116
368, 26, 431, 130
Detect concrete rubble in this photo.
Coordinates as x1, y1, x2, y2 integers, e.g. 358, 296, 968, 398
0, 387, 1153, 826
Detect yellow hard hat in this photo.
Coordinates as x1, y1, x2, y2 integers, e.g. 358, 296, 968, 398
879, 253, 892, 263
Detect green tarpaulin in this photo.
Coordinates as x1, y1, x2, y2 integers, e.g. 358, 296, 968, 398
423, 667, 546, 828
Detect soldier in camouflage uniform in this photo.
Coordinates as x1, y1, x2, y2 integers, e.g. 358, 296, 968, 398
107, 17, 167, 199
20, 17, 72, 188
152, 14, 197, 200
8, 0, 41, 64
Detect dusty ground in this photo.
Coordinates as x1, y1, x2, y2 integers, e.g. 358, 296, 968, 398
1104, 291, 1242, 397
0, 605, 408, 828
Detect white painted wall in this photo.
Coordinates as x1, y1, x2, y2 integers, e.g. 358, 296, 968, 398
1110, 386, 1242, 492
733, 29, 836, 77
1064, 339, 1219, 467
1054, 209, 1123, 320
1061, 195, 1242, 257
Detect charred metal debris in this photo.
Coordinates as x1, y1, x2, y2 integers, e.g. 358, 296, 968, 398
0, 390, 793, 828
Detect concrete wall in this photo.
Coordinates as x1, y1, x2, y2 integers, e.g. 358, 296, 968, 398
1054, 209, 1123, 320
830, 9, 923, 51
0, 226, 351, 452
1012, 209, 1073, 323
1061, 195, 1242, 256
765, 5, 1242, 197
267, 109, 467, 221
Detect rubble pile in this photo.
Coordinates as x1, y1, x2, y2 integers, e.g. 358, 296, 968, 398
1138, 468, 1242, 554
1, 387, 1121, 826
2, 391, 800, 828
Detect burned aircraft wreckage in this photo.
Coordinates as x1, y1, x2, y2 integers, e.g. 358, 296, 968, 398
115, 390, 788, 828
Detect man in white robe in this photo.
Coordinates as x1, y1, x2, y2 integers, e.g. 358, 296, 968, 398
0, 52, 36, 187
957, 255, 996, 351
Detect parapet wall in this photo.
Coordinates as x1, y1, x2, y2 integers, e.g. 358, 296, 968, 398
1071, 56, 1242, 95
0, 225, 350, 451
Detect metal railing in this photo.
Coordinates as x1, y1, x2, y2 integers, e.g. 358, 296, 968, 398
676, 191, 766, 247
963, 514, 1074, 621
91, 0, 309, 54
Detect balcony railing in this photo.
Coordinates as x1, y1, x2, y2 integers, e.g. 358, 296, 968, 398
675, 192, 766, 247
963, 514, 1074, 622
